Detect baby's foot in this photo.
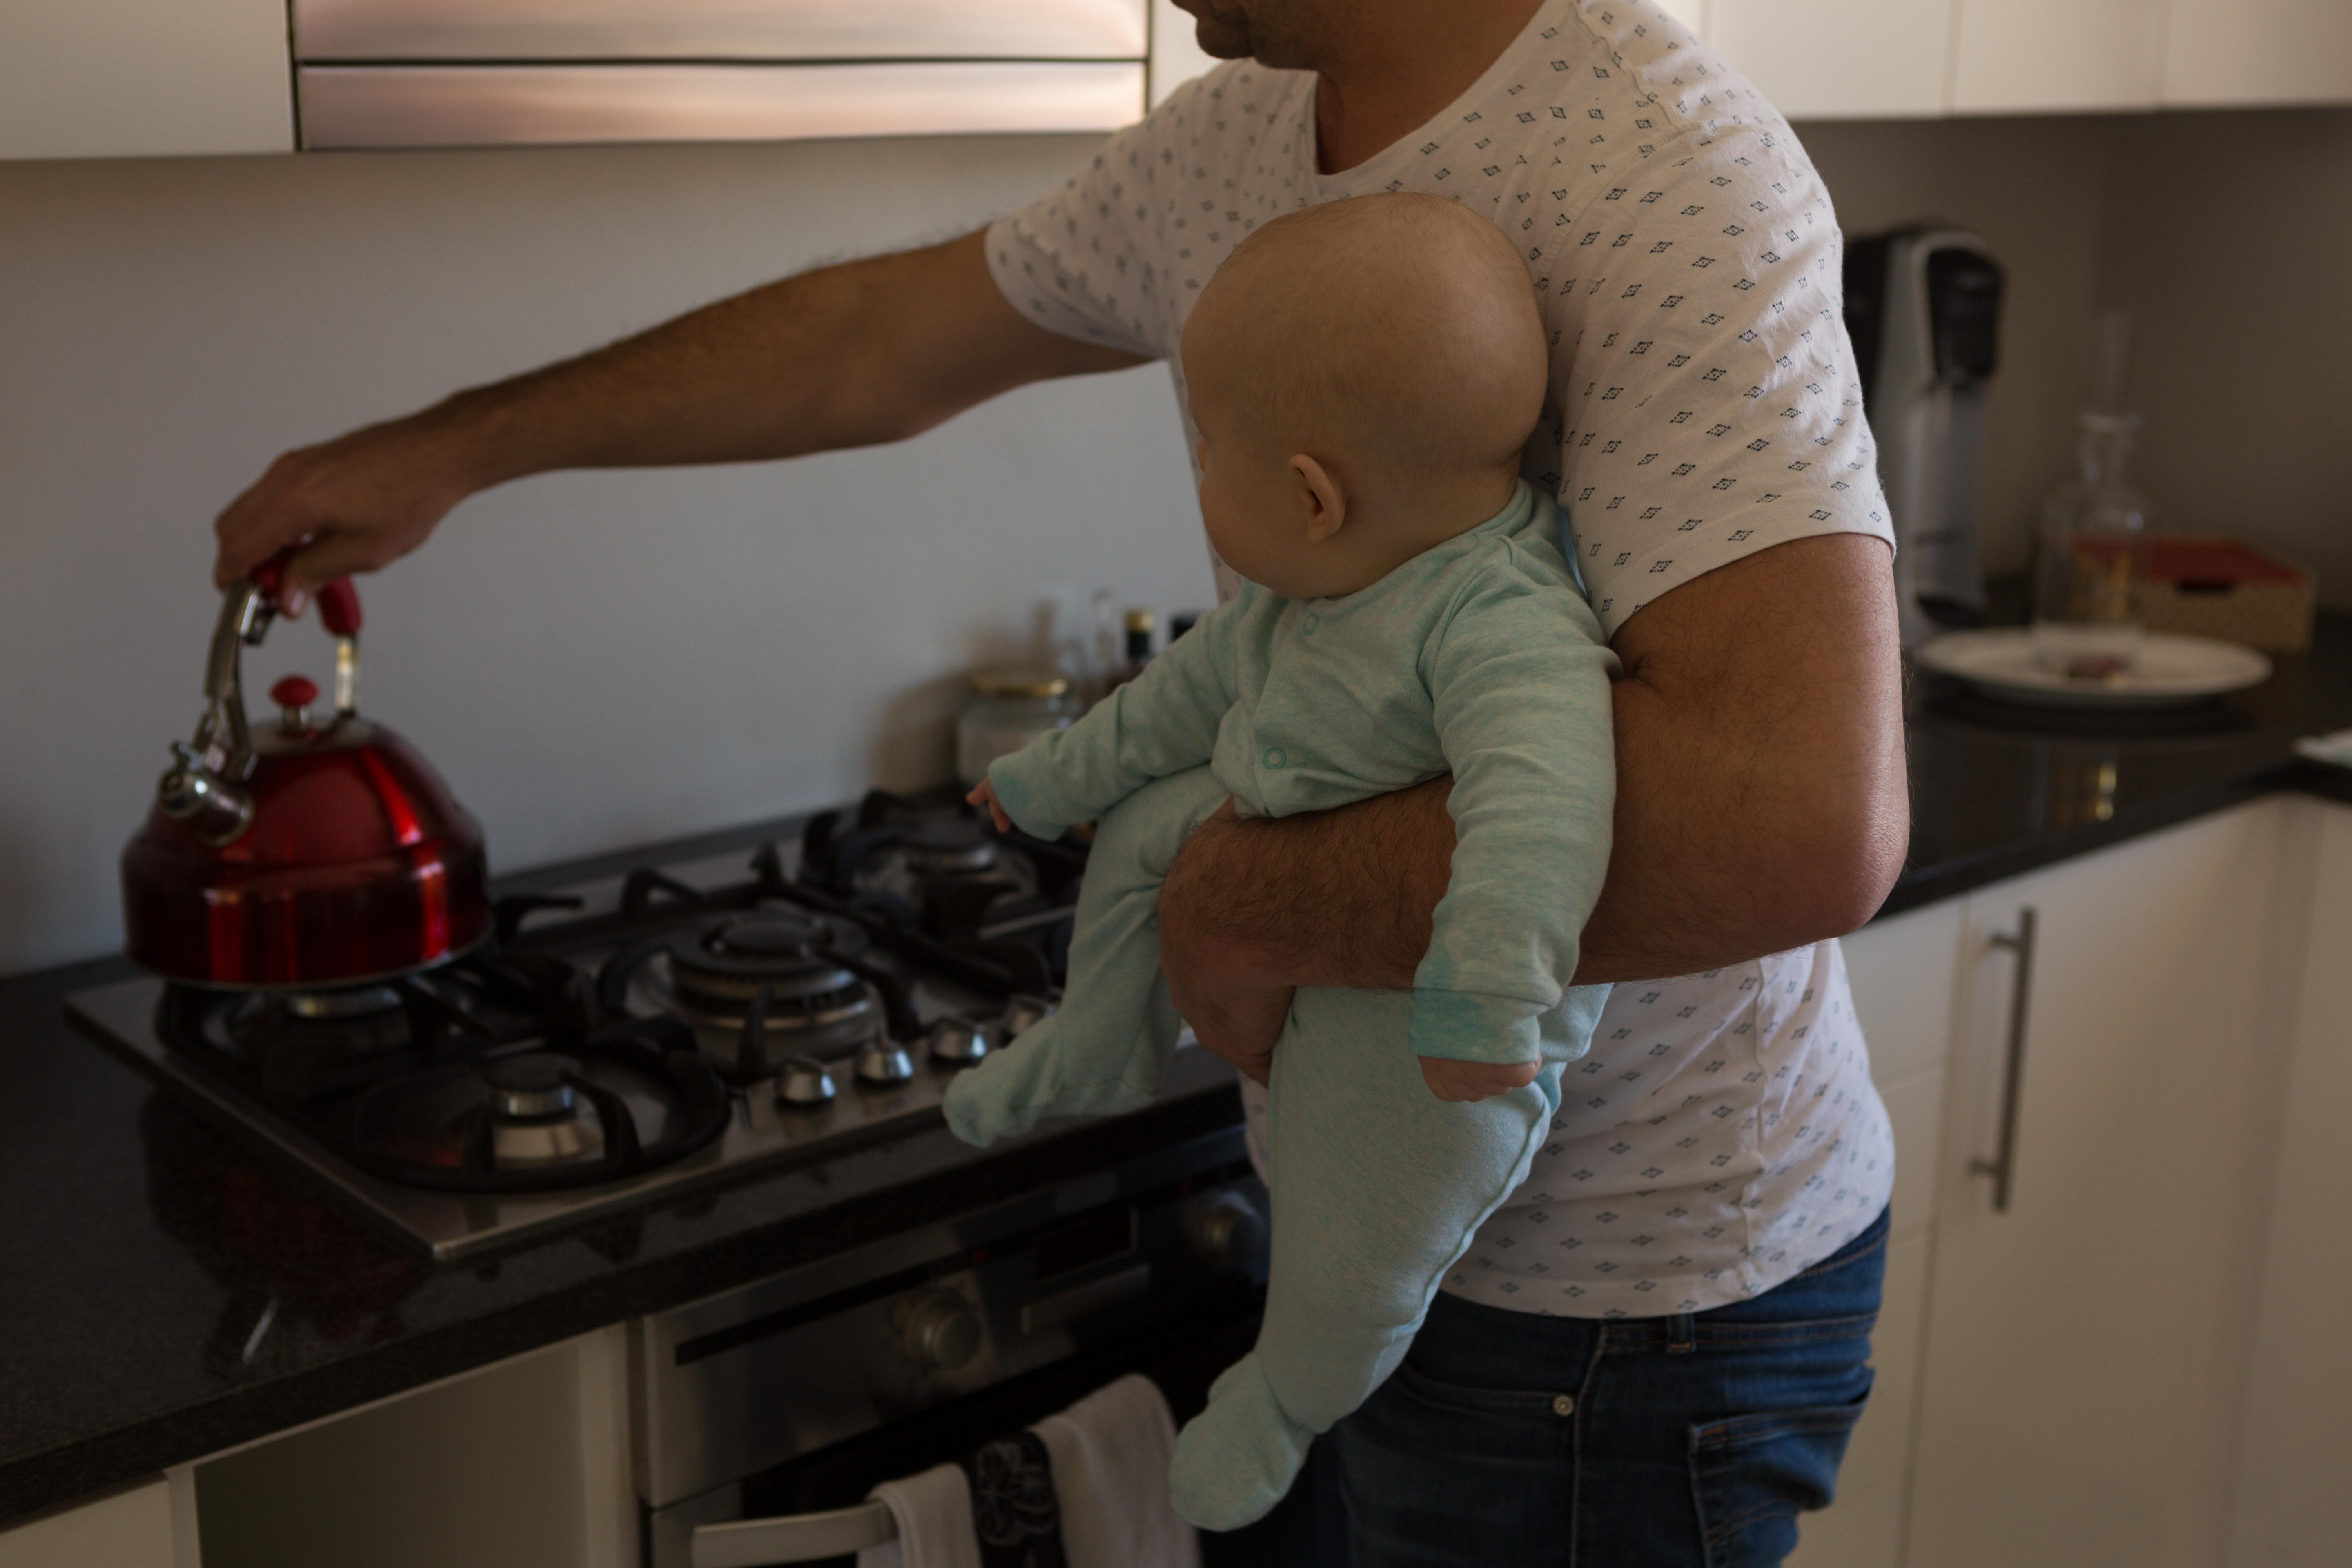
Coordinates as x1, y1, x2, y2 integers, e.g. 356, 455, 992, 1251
941, 1015, 1159, 1145
942, 1019, 1067, 1145
1167, 1353, 1313, 1531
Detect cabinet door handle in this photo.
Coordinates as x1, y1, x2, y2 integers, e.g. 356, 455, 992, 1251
1969, 906, 2038, 1213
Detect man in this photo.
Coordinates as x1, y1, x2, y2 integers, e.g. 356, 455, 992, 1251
213, 1, 1908, 1561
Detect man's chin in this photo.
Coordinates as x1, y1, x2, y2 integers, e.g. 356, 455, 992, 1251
1171, 0, 1256, 60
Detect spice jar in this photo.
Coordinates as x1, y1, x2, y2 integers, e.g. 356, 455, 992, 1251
956, 669, 1075, 788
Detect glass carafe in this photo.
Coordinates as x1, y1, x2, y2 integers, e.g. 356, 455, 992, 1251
2032, 410, 2150, 679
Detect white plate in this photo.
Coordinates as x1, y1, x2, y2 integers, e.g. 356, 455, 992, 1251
1914, 629, 2272, 709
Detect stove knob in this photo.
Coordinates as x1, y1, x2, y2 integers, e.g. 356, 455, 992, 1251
775, 1056, 837, 1108
1183, 1192, 1269, 1270
855, 1040, 916, 1087
899, 1290, 982, 1372
1001, 994, 1057, 1042
927, 1017, 989, 1066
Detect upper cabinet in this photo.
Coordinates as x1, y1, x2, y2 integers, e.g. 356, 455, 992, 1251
9, 0, 2352, 160
1713, 0, 1954, 119
2163, 0, 2352, 107
1686, 0, 2352, 120
1951, 0, 2166, 112
1, 0, 1166, 160
293, 0, 1150, 151
0, 0, 292, 160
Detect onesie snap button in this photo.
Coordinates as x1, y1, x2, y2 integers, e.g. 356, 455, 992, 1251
1262, 746, 1287, 770
1552, 1394, 1575, 1417
1302, 612, 1320, 634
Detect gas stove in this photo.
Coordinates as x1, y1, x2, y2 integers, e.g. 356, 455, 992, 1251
67, 791, 1093, 1261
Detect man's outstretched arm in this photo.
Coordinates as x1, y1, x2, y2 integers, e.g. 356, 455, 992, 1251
1157, 532, 1908, 1079
212, 229, 1148, 598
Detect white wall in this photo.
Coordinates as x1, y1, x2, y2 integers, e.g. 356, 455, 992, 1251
5, 106, 2345, 976
0, 135, 1210, 974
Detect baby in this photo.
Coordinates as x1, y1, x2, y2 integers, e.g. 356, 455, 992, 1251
944, 193, 1617, 1529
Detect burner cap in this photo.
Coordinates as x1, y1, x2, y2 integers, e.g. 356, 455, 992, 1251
279, 984, 406, 1021
712, 914, 823, 959
906, 818, 999, 874
483, 1053, 577, 1120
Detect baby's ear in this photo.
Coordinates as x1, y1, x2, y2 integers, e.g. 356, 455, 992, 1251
1289, 454, 1348, 542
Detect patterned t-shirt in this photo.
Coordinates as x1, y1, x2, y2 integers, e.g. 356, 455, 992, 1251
987, 0, 1895, 1317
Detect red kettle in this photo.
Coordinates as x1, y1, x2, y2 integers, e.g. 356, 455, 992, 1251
121, 559, 490, 989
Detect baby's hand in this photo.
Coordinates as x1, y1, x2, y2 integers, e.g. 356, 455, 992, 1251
966, 777, 1013, 833
1419, 1056, 1541, 1102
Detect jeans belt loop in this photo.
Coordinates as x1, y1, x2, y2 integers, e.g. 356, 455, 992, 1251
1665, 1312, 1697, 1355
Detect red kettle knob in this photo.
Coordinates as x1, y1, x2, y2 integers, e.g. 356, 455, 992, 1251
270, 675, 319, 732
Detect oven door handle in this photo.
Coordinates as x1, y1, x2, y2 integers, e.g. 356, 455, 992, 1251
691, 1499, 895, 1568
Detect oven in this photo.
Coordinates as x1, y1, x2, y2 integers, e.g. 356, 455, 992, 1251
633, 1124, 1267, 1567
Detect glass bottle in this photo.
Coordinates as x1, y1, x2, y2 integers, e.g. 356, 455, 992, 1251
956, 669, 1074, 788
1099, 609, 1157, 698
2031, 410, 2150, 679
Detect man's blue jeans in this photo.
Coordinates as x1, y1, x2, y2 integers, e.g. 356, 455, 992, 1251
1211, 1205, 1888, 1567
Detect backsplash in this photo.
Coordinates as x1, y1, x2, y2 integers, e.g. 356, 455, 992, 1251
2, 104, 2343, 975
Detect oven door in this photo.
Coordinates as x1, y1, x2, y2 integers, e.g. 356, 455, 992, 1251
636, 1128, 1267, 1568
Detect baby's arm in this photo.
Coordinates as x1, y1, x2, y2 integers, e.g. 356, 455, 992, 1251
983, 590, 1248, 839
1411, 564, 1619, 1082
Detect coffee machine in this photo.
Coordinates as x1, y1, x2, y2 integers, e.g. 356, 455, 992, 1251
1843, 227, 2006, 648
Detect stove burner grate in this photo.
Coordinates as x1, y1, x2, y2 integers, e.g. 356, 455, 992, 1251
347, 1018, 727, 1194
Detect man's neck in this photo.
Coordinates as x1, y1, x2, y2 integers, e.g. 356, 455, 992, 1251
1313, 0, 1546, 173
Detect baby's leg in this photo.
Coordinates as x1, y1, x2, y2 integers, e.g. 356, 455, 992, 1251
944, 765, 1231, 1146
1166, 984, 1611, 1531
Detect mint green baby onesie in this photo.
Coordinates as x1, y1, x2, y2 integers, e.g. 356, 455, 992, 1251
943, 481, 1617, 1529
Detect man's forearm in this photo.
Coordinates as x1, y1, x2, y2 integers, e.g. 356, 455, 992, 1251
426, 234, 1045, 484
1156, 533, 1910, 992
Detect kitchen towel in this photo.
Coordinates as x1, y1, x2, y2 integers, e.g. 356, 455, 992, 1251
1033, 1375, 1201, 1568
857, 1376, 1196, 1568
858, 1461, 981, 1568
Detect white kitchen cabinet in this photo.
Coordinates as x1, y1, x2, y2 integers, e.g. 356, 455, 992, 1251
1786, 900, 1961, 1568
0, 1477, 183, 1568
1951, 0, 2168, 112
2163, 0, 2352, 108
1711, 0, 1954, 120
1652, 0, 1713, 36
1907, 801, 2292, 1568
2223, 797, 2352, 1568
0, 0, 293, 162
189, 1327, 635, 1568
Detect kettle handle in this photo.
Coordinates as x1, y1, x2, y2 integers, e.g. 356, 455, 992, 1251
250, 549, 364, 711
158, 552, 365, 845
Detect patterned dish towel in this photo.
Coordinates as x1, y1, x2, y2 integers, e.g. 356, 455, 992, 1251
2295, 728, 2352, 769
860, 1375, 1199, 1568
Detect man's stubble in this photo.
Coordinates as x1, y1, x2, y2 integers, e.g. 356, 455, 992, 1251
1172, 0, 1349, 71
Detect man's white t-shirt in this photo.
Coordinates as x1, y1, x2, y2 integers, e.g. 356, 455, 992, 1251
987, 0, 1895, 1317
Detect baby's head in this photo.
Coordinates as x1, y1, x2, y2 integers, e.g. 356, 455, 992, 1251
1181, 193, 1546, 599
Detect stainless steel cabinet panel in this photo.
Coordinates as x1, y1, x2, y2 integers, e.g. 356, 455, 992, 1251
301, 60, 1147, 149
296, 0, 1148, 63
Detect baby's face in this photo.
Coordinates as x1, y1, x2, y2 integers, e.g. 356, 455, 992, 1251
1191, 406, 1319, 598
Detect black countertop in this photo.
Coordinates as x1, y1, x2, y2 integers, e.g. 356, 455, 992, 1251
4, 613, 2347, 1528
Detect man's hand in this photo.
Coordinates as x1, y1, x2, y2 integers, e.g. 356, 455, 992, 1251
211, 414, 492, 604
1155, 533, 1908, 1021
1420, 1057, 1541, 1102
211, 229, 1146, 604
1157, 786, 1445, 1078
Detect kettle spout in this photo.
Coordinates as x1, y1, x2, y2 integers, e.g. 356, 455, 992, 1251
158, 744, 255, 847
